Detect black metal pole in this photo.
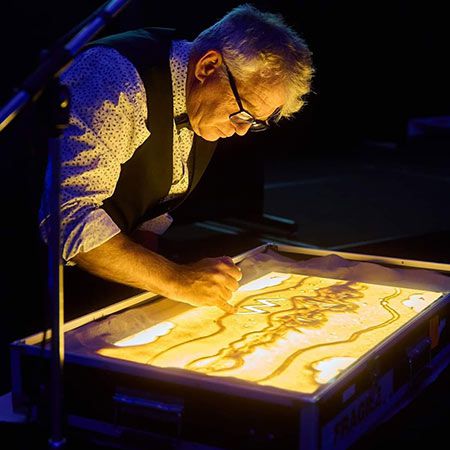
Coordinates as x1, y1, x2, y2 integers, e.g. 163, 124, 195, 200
0, 1, 132, 447
47, 81, 70, 449
44, 3, 132, 446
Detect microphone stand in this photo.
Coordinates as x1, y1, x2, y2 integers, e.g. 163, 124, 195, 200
46, 79, 70, 449
0, 1, 132, 448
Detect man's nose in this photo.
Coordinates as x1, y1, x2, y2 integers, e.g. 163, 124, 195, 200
234, 122, 252, 136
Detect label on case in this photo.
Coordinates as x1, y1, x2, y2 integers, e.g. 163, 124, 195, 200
321, 370, 394, 450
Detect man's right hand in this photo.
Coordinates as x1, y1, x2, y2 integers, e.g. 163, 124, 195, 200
73, 234, 242, 314
169, 256, 242, 313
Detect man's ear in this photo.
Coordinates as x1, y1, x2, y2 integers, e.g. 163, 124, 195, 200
194, 50, 223, 83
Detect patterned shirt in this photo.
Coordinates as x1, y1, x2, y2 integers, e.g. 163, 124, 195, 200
39, 40, 194, 263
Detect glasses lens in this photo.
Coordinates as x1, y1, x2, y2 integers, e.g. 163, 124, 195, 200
229, 108, 280, 132
250, 121, 268, 132
229, 110, 254, 125
249, 107, 281, 132
268, 107, 281, 123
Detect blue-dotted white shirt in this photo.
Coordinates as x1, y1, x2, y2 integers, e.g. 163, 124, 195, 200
39, 40, 194, 263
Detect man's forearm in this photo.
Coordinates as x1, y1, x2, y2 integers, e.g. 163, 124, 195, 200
72, 232, 242, 312
72, 233, 178, 297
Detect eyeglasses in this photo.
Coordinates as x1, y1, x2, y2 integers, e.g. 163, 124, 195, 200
224, 62, 280, 132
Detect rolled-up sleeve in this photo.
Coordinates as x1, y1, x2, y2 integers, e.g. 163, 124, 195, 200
38, 46, 150, 264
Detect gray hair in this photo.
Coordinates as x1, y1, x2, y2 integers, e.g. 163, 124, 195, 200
191, 4, 314, 119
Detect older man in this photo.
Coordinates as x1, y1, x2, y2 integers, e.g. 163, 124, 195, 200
39, 4, 313, 313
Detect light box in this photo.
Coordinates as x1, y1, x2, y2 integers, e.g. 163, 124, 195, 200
10, 244, 450, 450
100, 272, 444, 397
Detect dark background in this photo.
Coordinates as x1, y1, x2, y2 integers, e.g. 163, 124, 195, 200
1, 3, 449, 446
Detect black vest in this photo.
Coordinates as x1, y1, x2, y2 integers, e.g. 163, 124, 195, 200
86, 28, 217, 234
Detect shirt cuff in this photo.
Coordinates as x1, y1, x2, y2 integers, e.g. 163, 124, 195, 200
138, 213, 173, 235
40, 208, 121, 265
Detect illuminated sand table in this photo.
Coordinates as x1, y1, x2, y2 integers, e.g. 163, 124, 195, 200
98, 273, 444, 395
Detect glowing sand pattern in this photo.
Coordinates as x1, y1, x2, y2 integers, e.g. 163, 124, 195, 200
100, 273, 443, 394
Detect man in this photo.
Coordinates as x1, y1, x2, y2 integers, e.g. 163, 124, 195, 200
39, 4, 314, 313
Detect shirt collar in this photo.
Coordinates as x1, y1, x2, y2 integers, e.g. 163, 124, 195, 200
169, 40, 192, 118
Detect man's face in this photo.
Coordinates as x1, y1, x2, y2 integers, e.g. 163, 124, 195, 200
186, 50, 286, 142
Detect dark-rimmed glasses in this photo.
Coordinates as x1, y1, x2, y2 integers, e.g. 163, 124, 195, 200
224, 62, 280, 132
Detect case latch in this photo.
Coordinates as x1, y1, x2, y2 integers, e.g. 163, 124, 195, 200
113, 388, 184, 438
406, 336, 432, 382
